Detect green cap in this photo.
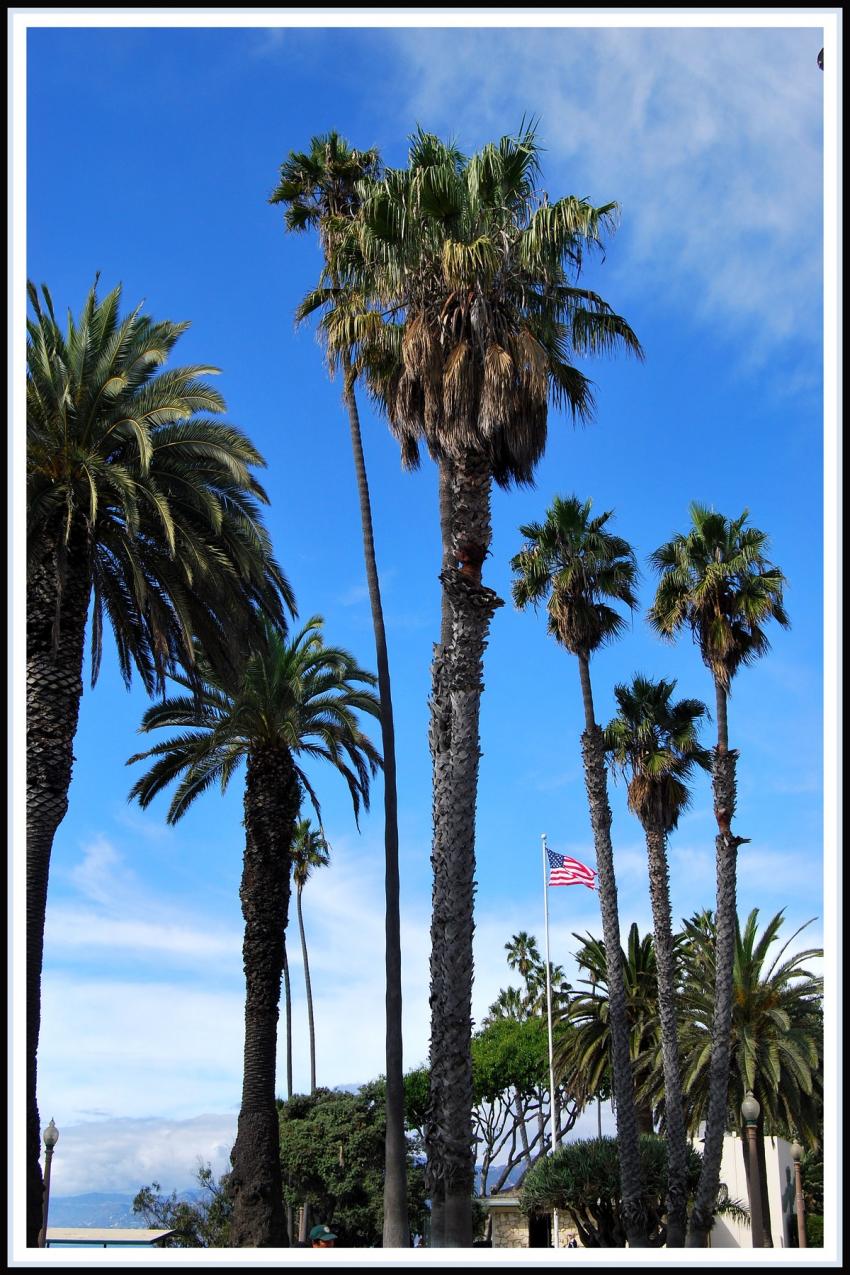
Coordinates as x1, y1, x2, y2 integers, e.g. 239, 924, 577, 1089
309, 1224, 338, 1242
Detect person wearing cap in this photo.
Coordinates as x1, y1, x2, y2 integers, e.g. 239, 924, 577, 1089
309, 1223, 338, 1247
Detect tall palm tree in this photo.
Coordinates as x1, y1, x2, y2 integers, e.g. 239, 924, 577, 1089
648, 505, 789, 1245
290, 819, 331, 1095
127, 617, 380, 1247
270, 134, 410, 1248
333, 126, 642, 1246
604, 676, 712, 1244
512, 494, 648, 1245
554, 925, 660, 1138
25, 279, 291, 1246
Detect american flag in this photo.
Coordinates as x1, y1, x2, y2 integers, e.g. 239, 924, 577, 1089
547, 848, 596, 890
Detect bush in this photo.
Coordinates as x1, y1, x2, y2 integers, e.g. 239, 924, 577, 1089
519, 1135, 702, 1247
805, 1214, 823, 1247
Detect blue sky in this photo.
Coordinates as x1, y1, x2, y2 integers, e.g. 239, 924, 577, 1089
17, 14, 835, 1203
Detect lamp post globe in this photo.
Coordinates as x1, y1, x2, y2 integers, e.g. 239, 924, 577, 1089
38, 1119, 59, 1248
741, 1091, 760, 1126
740, 1093, 764, 1247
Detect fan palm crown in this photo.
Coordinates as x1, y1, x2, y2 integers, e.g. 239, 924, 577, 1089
604, 676, 712, 833
648, 504, 789, 694
511, 494, 639, 658
291, 819, 331, 890
325, 124, 643, 485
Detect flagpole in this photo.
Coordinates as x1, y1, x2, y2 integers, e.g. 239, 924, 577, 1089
541, 833, 560, 1250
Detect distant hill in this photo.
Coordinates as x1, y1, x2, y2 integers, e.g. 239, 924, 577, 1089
49, 1188, 205, 1231
48, 1193, 141, 1229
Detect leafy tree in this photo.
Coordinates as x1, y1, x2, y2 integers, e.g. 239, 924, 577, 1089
26, 278, 290, 1246
127, 618, 380, 1246
519, 1135, 746, 1248
326, 123, 641, 1247
277, 1082, 428, 1247
272, 134, 410, 1248
132, 1164, 232, 1248
512, 495, 648, 1245
604, 676, 712, 1243
472, 1016, 578, 1198
648, 505, 789, 1245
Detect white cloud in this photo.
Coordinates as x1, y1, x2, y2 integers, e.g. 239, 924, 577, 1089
386, 25, 822, 382
47, 1115, 237, 1198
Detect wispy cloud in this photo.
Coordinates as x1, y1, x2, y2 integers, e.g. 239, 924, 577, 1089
386, 26, 822, 385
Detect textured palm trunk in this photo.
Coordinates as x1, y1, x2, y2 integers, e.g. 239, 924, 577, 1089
26, 529, 92, 1246
228, 747, 300, 1248
576, 653, 647, 1248
426, 451, 502, 1248
643, 824, 689, 1246
687, 680, 745, 1246
427, 464, 456, 1250
342, 378, 409, 1246
296, 885, 317, 1095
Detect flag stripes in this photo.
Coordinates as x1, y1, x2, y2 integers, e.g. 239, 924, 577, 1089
547, 847, 596, 889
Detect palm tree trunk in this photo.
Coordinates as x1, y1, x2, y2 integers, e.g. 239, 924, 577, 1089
687, 679, 745, 1246
282, 939, 293, 1100
576, 653, 647, 1248
228, 747, 299, 1248
296, 885, 317, 1095
426, 451, 503, 1248
26, 529, 92, 1246
281, 933, 295, 1243
342, 376, 409, 1246
427, 463, 455, 1251
643, 824, 689, 1246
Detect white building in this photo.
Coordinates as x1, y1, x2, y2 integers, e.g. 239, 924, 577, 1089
707, 1131, 799, 1249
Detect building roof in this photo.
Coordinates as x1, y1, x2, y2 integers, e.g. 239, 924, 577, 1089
45, 1228, 176, 1246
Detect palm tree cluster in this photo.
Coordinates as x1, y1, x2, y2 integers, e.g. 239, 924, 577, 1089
25, 115, 806, 1254
511, 492, 791, 1245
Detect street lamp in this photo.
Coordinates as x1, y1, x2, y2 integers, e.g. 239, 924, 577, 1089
741, 1092, 764, 1247
38, 1118, 59, 1248
790, 1137, 807, 1248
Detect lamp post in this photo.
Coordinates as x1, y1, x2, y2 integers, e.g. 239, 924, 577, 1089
741, 1092, 764, 1247
790, 1138, 807, 1248
38, 1118, 59, 1248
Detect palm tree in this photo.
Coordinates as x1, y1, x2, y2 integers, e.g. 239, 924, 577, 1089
505, 932, 542, 990
485, 985, 526, 1024
335, 126, 642, 1247
673, 908, 823, 1246
604, 676, 712, 1244
554, 925, 660, 1138
270, 134, 410, 1248
127, 617, 380, 1247
512, 494, 648, 1245
648, 505, 789, 1245
290, 819, 331, 1095
25, 279, 291, 1246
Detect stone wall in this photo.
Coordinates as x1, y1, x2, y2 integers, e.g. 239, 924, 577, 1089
491, 1210, 530, 1248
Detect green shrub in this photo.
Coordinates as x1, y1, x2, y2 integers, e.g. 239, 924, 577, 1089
805, 1213, 823, 1247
